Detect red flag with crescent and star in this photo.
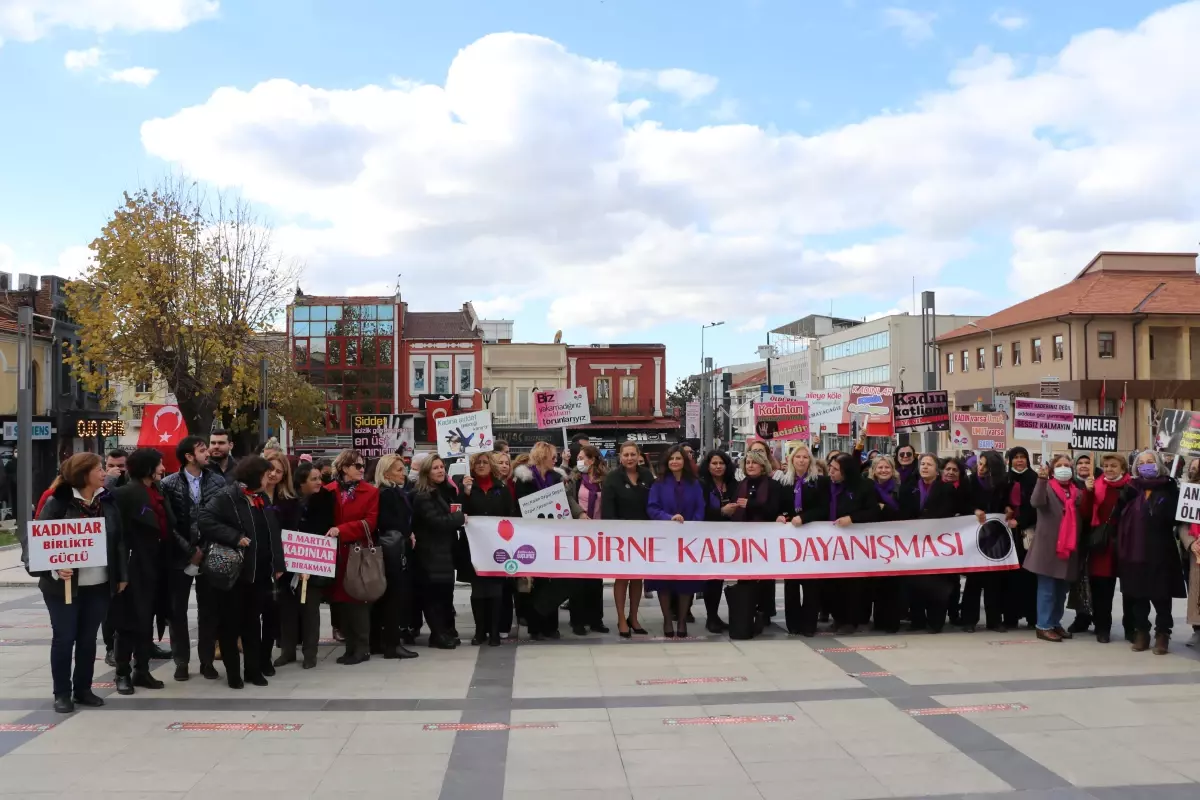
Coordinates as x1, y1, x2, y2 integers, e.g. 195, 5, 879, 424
137, 404, 189, 472
425, 397, 454, 443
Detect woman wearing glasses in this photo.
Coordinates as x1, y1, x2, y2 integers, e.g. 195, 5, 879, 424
327, 449, 379, 665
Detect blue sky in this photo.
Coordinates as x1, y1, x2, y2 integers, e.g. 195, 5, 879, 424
3, 0, 1199, 383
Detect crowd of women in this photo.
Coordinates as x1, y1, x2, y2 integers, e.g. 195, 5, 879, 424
27, 429, 1200, 714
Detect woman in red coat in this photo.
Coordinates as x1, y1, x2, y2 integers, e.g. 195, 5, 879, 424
326, 449, 379, 665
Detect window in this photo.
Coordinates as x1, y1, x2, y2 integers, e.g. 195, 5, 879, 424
1103, 398, 1117, 417
946, 353, 955, 374
821, 330, 890, 362
456, 356, 474, 393
620, 376, 637, 412
1031, 338, 1042, 363
410, 356, 427, 393
1098, 331, 1115, 358
135, 380, 151, 394
961, 350, 969, 373
595, 377, 611, 399
1053, 334, 1064, 361
492, 388, 507, 416
293, 339, 308, 367
994, 344, 1003, 368
1150, 334, 1155, 360
1012, 341, 1021, 366
517, 388, 531, 420
977, 348, 986, 371
433, 358, 451, 394
820, 365, 890, 390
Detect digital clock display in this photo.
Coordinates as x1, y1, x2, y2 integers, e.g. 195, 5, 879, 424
76, 420, 126, 438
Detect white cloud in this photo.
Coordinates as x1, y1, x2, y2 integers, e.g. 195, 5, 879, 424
990, 9, 1029, 31
650, 67, 718, 102
882, 7, 937, 44
709, 98, 739, 122
0, 243, 95, 279
139, 6, 1200, 334
108, 65, 157, 86
0, 0, 217, 44
64, 45, 103, 70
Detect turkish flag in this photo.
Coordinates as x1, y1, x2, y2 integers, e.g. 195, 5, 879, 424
425, 397, 454, 443
138, 404, 189, 473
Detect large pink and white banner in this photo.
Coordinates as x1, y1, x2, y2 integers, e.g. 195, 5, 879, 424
466, 515, 1018, 580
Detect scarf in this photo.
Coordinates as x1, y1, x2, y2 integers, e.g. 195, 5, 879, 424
671, 476, 687, 516
77, 494, 103, 518
476, 474, 495, 496
146, 484, 170, 541
829, 481, 845, 522
530, 466, 552, 491
897, 463, 917, 484
243, 487, 265, 509
733, 475, 769, 521
338, 479, 359, 505
1091, 473, 1131, 526
943, 478, 959, 489
918, 478, 934, 510
580, 473, 601, 519
1117, 476, 1171, 565
1047, 479, 1078, 560
875, 478, 899, 511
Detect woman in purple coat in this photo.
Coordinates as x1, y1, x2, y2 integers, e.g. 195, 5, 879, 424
646, 445, 708, 638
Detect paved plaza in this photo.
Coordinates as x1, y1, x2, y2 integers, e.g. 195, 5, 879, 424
1, 581, 1199, 800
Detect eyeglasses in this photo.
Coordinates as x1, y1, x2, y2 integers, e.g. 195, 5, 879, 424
349, 462, 366, 470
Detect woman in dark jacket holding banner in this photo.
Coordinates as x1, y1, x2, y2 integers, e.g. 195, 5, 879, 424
602, 441, 654, 638
31, 453, 128, 714
513, 441, 580, 639
196, 456, 285, 689
802, 452, 879, 634
276, 462, 337, 669
780, 444, 830, 636
646, 446, 708, 638
901, 455, 971, 633
699, 450, 738, 633
961, 451, 1011, 632
732, 450, 787, 633
412, 455, 466, 649
459, 451, 516, 646
865, 455, 903, 632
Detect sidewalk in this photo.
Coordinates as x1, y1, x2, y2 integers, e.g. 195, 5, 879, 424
0, 542, 36, 587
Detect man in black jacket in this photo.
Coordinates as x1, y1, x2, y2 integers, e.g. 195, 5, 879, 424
208, 430, 238, 481
161, 436, 225, 681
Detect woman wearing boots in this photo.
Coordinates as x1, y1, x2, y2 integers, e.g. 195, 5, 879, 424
276, 462, 337, 669
459, 452, 515, 646
1024, 454, 1089, 643
699, 450, 738, 633
1072, 453, 1130, 643
602, 441, 653, 638
962, 451, 1012, 632
513, 442, 580, 639
196, 456, 285, 688
780, 444, 830, 636
412, 455, 466, 649
566, 445, 610, 636
646, 446, 708, 638
810, 453, 879, 634
326, 449, 379, 665
1003, 447, 1039, 628
257, 452, 295, 677
373, 454, 419, 660
33, 453, 128, 713
1117, 450, 1184, 654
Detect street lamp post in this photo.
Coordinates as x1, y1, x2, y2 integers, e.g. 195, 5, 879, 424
967, 322, 995, 410
700, 321, 724, 448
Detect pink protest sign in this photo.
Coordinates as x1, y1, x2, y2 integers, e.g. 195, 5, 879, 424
1013, 398, 1074, 443
281, 530, 337, 578
534, 388, 591, 429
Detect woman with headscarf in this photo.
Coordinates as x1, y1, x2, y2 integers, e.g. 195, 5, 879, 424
1003, 446, 1039, 629
458, 451, 516, 646
646, 446, 708, 638
1023, 453, 1090, 642
565, 444, 610, 636
960, 451, 1012, 632
780, 444, 830, 636
326, 449, 380, 665
698, 449, 737, 633
1116, 450, 1184, 654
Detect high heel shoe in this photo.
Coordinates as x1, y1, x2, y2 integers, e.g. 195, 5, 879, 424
619, 629, 632, 639
631, 624, 649, 635
662, 626, 676, 639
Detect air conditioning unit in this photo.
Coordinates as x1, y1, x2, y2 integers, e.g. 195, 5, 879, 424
17, 274, 37, 291
0, 273, 10, 291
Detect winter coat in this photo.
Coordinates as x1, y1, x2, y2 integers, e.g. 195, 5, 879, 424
777, 472, 831, 522
110, 481, 176, 633
735, 475, 787, 523
647, 476, 707, 522
969, 473, 1011, 516
325, 480, 380, 603
412, 481, 465, 584
701, 477, 737, 522
160, 467, 225, 569
196, 482, 286, 588
1022, 478, 1087, 582
457, 477, 516, 582
1178, 524, 1200, 626
902, 479, 971, 521
513, 465, 582, 518
601, 467, 655, 521
1116, 479, 1185, 599
567, 472, 605, 519
31, 483, 128, 598
808, 478, 880, 525
292, 487, 338, 587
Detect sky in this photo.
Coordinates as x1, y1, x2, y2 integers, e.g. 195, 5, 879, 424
2, 0, 1199, 384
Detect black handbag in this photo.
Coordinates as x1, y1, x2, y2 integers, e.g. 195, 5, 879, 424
202, 542, 244, 591
1087, 491, 1129, 552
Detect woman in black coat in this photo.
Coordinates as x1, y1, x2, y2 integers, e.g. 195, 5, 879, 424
1004, 446, 1039, 629
196, 456, 285, 689
699, 449, 738, 633
411, 455, 466, 649
458, 451, 516, 646
31, 453, 128, 714
864, 455, 903, 633
276, 462, 338, 669
901, 455, 971, 633
110, 447, 176, 695
960, 451, 1011, 632
801, 452, 880, 634
780, 444, 831, 636
733, 449, 788, 630
602, 441, 655, 637
372, 454, 419, 659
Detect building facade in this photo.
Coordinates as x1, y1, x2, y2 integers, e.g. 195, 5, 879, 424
938, 251, 1200, 453
813, 312, 976, 392
566, 344, 678, 460
400, 305, 484, 418
484, 342, 567, 427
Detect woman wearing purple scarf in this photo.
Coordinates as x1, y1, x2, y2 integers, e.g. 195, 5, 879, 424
780, 444, 830, 636
565, 445, 610, 637
808, 453, 880, 634
866, 456, 903, 633
1116, 450, 1183, 654
647, 446, 709, 638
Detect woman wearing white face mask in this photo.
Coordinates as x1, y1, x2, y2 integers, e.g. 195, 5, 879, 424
1024, 454, 1090, 642
565, 445, 610, 636
1115, 450, 1183, 654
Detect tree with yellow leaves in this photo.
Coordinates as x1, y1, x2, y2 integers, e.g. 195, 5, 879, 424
67, 179, 324, 441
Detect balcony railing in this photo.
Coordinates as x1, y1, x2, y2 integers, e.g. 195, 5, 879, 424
492, 413, 538, 426
590, 399, 653, 418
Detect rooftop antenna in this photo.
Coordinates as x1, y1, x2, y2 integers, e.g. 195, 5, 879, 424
393, 273, 402, 298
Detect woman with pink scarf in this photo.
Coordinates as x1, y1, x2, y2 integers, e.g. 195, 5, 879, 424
1024, 454, 1091, 642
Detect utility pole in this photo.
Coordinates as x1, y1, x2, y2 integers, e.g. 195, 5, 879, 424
16, 305, 33, 539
